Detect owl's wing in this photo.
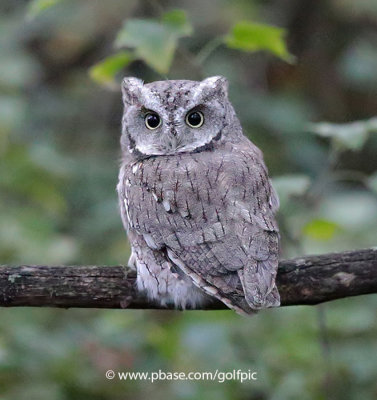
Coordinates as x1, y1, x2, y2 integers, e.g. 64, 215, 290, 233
122, 141, 280, 314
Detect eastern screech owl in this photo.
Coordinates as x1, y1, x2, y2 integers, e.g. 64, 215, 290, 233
117, 76, 280, 315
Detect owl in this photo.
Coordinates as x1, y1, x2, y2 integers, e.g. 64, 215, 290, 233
117, 76, 280, 315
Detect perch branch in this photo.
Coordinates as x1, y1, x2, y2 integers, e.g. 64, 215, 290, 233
0, 248, 376, 310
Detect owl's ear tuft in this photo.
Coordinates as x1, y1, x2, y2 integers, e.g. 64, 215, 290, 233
121, 77, 144, 106
199, 76, 229, 100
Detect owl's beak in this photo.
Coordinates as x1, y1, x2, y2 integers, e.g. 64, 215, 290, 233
168, 134, 179, 150
167, 127, 179, 150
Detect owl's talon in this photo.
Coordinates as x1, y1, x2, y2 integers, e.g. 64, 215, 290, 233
120, 296, 133, 309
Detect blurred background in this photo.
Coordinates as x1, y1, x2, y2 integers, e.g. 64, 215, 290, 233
1, 0, 377, 399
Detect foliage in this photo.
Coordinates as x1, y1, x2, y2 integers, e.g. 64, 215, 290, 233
1, 1, 377, 399
308, 118, 377, 151
225, 21, 294, 62
89, 51, 134, 88
90, 10, 292, 85
303, 219, 341, 241
114, 10, 193, 75
27, 0, 61, 20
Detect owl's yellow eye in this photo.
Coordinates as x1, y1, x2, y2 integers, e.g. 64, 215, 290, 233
186, 111, 204, 128
145, 113, 161, 130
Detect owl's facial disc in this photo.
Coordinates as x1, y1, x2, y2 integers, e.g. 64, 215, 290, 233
121, 76, 230, 156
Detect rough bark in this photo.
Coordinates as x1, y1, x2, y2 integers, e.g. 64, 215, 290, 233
0, 248, 376, 310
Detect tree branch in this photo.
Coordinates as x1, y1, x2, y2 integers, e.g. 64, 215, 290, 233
0, 248, 376, 310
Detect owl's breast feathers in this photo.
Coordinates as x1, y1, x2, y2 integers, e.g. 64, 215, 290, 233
118, 138, 280, 314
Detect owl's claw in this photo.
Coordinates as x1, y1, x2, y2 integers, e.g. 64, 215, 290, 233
120, 296, 133, 309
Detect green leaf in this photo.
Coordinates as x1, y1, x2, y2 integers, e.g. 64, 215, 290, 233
319, 192, 377, 231
303, 219, 341, 241
308, 117, 377, 151
115, 10, 192, 74
89, 51, 134, 87
339, 40, 377, 89
272, 174, 311, 209
272, 174, 310, 198
162, 9, 192, 35
27, 0, 61, 20
225, 21, 294, 62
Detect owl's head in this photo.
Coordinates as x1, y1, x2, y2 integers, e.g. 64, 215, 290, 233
121, 76, 236, 157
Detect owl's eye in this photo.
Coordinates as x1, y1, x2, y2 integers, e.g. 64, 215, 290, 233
186, 111, 204, 128
145, 113, 161, 130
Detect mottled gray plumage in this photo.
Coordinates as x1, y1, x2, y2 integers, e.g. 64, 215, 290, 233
117, 76, 280, 315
